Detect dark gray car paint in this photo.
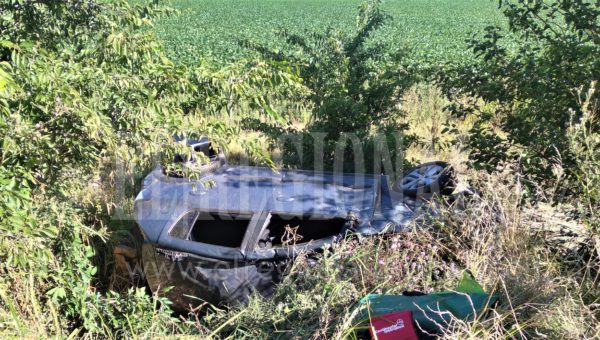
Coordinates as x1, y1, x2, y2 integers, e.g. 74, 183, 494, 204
135, 164, 422, 261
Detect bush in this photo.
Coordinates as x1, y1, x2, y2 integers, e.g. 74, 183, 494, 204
566, 83, 599, 233
0, 0, 288, 336
246, 0, 416, 175
441, 0, 599, 196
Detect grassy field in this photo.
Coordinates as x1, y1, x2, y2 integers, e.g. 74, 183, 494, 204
156, 0, 506, 65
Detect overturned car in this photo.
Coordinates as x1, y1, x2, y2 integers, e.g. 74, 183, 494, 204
134, 138, 456, 311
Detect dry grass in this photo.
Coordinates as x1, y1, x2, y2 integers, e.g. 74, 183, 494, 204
187, 83, 600, 339
171, 166, 598, 339
159, 84, 599, 338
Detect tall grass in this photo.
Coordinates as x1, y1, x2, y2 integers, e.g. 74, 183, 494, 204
152, 165, 597, 338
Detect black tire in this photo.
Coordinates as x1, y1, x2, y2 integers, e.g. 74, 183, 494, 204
394, 161, 456, 197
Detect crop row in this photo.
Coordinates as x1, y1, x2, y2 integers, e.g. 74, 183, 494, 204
155, 0, 506, 67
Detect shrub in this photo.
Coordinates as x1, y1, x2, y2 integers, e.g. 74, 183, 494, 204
246, 0, 416, 174
441, 0, 599, 196
566, 82, 599, 234
0, 0, 288, 336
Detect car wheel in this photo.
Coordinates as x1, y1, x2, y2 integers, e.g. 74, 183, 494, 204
394, 161, 456, 197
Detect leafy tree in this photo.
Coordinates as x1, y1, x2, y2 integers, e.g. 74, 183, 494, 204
0, 0, 296, 336
246, 0, 416, 174
441, 0, 599, 193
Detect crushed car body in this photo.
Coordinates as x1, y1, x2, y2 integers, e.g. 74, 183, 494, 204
134, 138, 455, 310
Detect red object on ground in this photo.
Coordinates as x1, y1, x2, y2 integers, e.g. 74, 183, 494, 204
369, 310, 418, 340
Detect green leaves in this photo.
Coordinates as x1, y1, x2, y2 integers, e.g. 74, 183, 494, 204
456, 271, 486, 294
442, 0, 599, 196
190, 59, 304, 121
0, 61, 13, 92
154, 0, 506, 69
0, 0, 279, 336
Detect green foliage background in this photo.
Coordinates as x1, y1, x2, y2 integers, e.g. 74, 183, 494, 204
441, 0, 599, 225
156, 0, 507, 69
0, 0, 597, 337
0, 0, 294, 335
